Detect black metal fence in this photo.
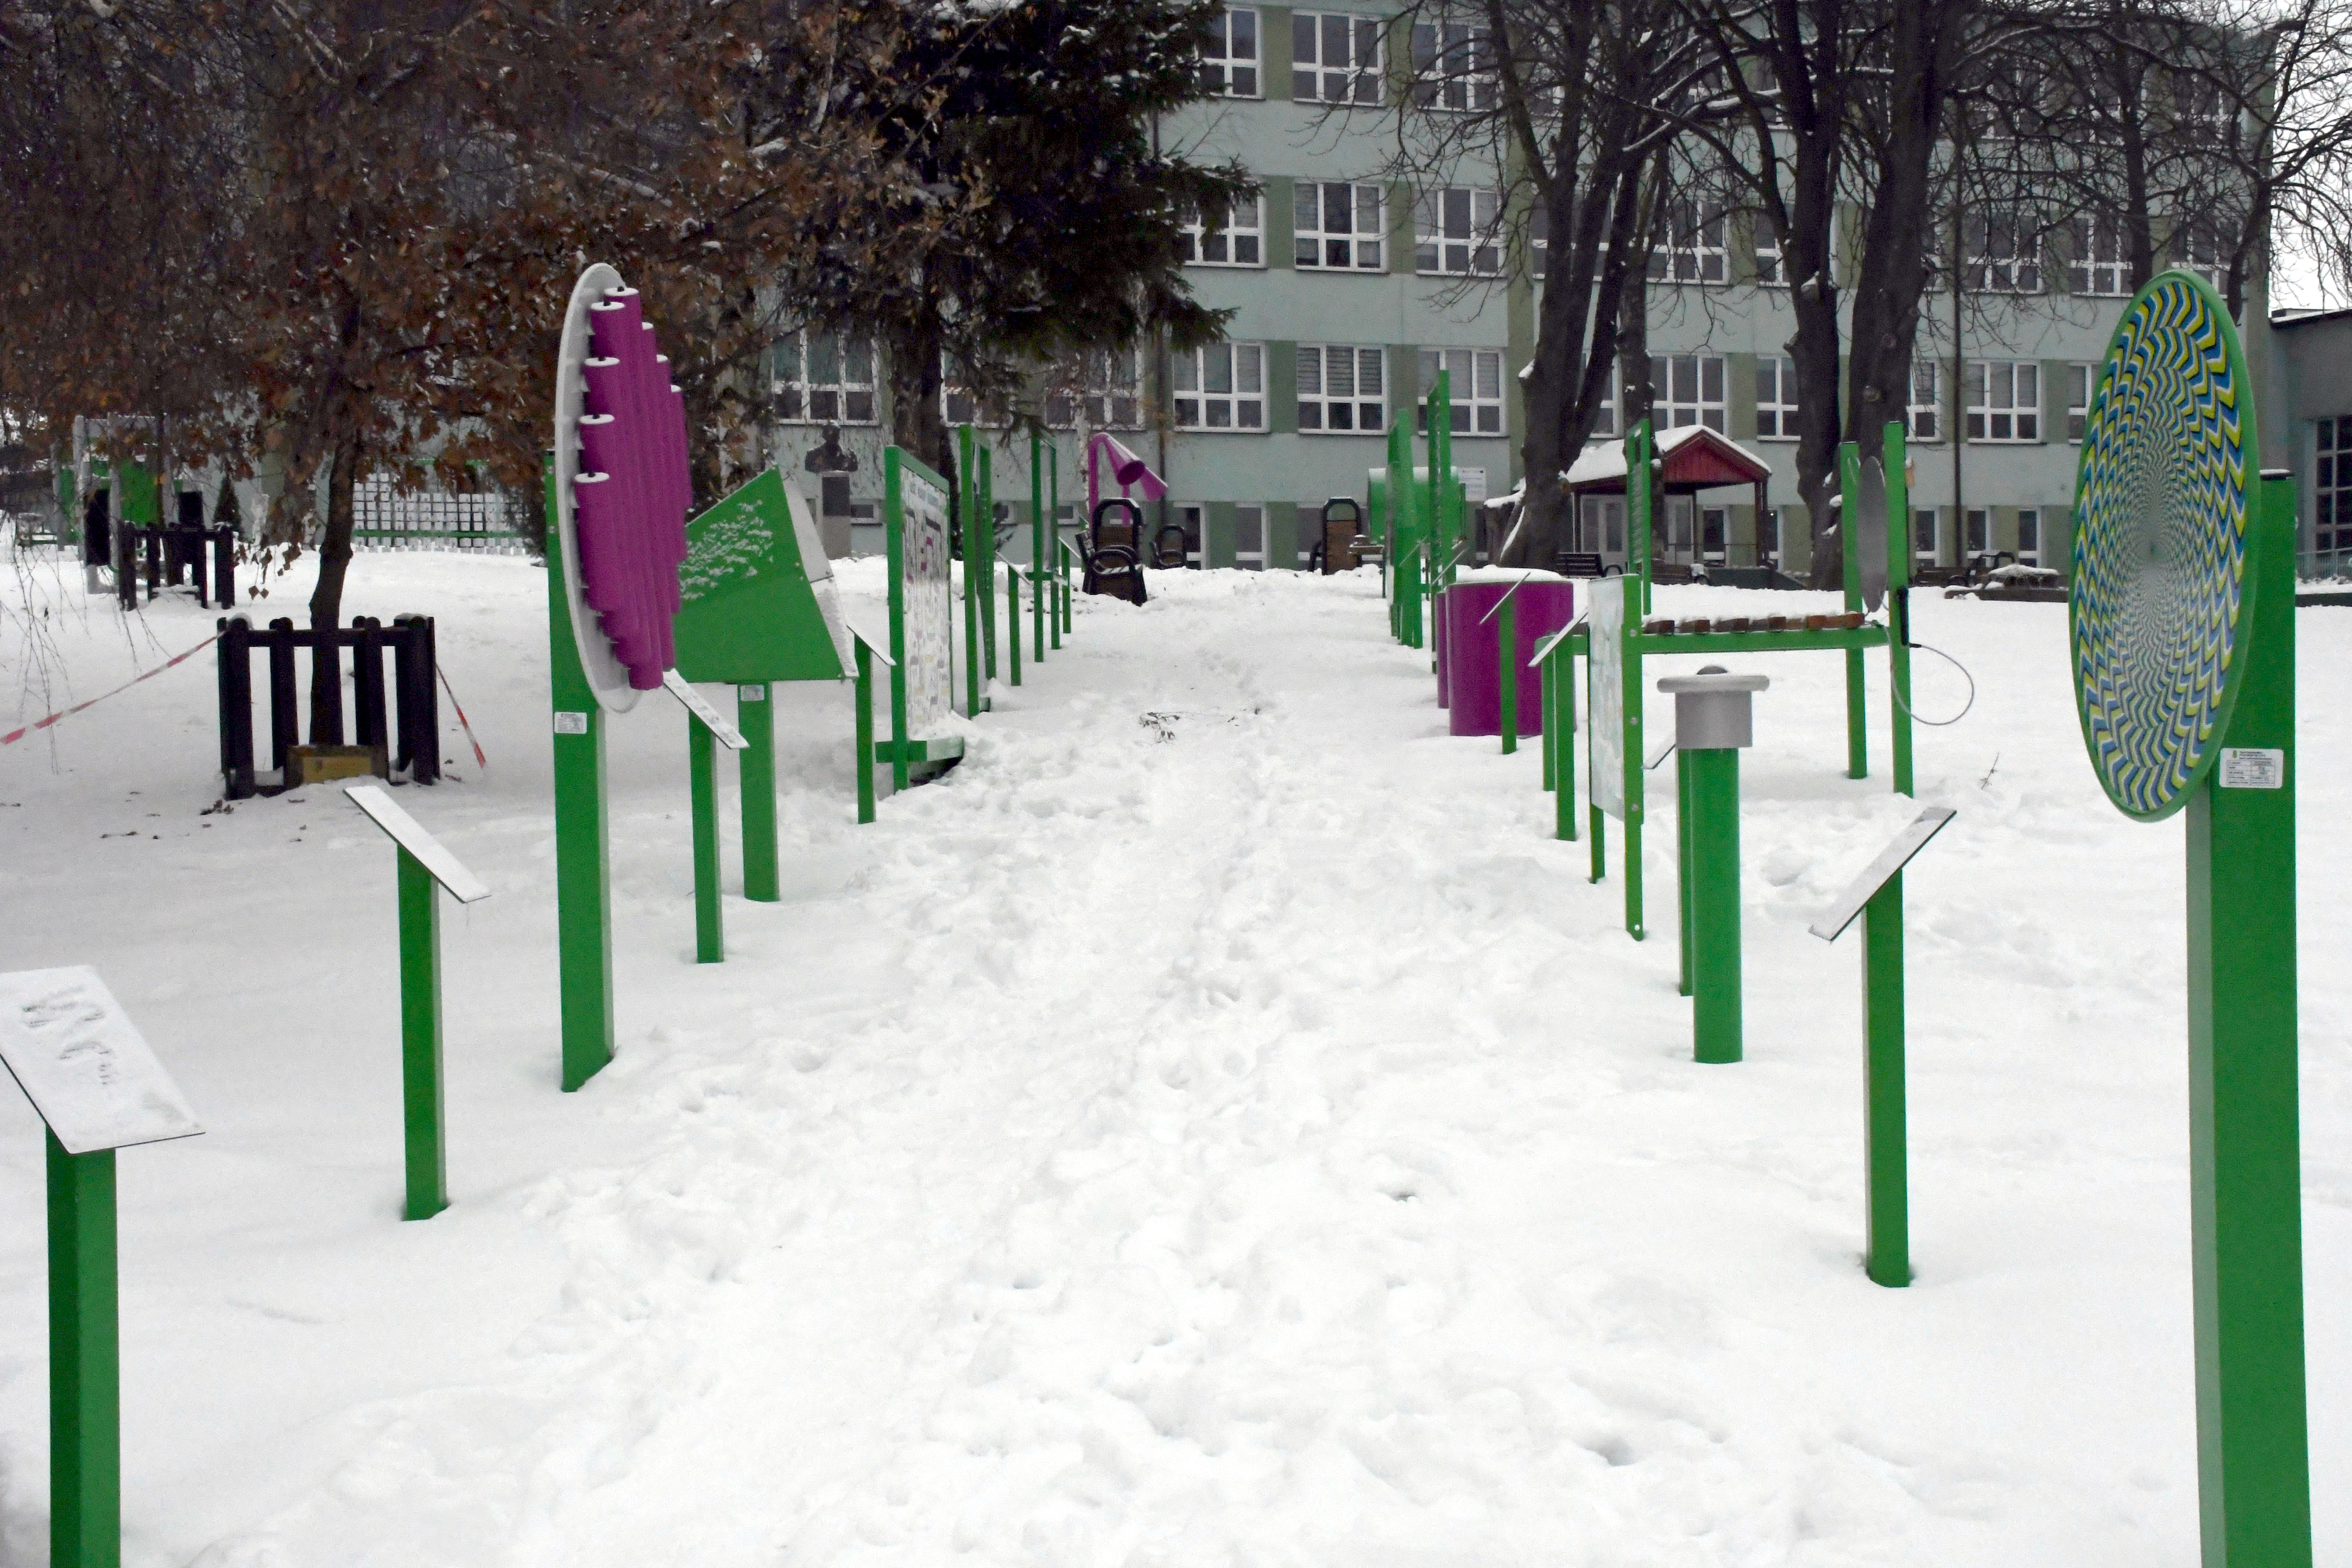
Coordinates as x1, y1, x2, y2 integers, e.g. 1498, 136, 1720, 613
215, 615, 440, 798
352, 476, 529, 554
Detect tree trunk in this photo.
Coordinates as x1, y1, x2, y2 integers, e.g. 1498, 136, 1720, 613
308, 431, 359, 737
888, 311, 951, 491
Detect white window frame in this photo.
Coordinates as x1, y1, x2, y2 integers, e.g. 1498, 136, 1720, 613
1234, 503, 1266, 569
1649, 352, 1726, 433
1963, 210, 2043, 293
772, 330, 879, 425
2173, 214, 2230, 290
1914, 507, 1942, 564
2067, 362, 2096, 441
1297, 344, 1388, 434
1171, 342, 1266, 432
1755, 228, 1786, 286
1649, 201, 1727, 285
1415, 186, 1501, 276
1291, 11, 1382, 105
1181, 193, 1264, 268
1755, 356, 1797, 440
2317, 415, 2352, 557
1417, 348, 1504, 436
1200, 8, 1260, 98
1411, 19, 1496, 112
1908, 360, 1944, 443
1294, 182, 1386, 271
2069, 213, 2131, 296
1966, 360, 2041, 442
2016, 507, 2042, 565
1045, 348, 1144, 431
1965, 507, 1991, 558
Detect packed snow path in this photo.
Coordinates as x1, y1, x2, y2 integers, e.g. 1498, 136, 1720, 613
0, 551, 2345, 1566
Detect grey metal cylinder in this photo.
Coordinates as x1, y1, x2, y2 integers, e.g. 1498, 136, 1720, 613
1658, 664, 1769, 750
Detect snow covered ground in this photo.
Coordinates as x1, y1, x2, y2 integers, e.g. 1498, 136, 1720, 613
0, 544, 2345, 1567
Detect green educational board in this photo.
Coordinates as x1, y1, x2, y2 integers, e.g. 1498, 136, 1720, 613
114, 460, 158, 526
672, 468, 849, 684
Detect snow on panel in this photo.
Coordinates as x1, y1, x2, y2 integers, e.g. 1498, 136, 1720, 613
1810, 807, 1957, 941
1587, 575, 1627, 820
0, 966, 202, 1154
901, 470, 955, 742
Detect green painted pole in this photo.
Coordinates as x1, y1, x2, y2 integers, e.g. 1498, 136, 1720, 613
1557, 645, 1578, 842
1839, 441, 1868, 780
1005, 564, 1021, 687
2187, 471, 2310, 1568
1031, 431, 1047, 663
1625, 647, 1645, 943
1687, 748, 1741, 1063
979, 446, 998, 683
547, 487, 614, 1093
688, 712, 724, 964
1053, 451, 1070, 642
48, 1131, 118, 1568
1884, 422, 1915, 797
854, 642, 877, 825
1540, 657, 1555, 789
1677, 750, 1694, 998
738, 684, 779, 902
1586, 651, 1605, 876
884, 448, 913, 793
397, 844, 448, 1221
1862, 871, 1909, 1286
1497, 595, 1517, 754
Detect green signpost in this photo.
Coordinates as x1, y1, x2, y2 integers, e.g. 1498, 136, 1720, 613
342, 783, 492, 1219
1656, 668, 1767, 1063
0, 966, 204, 1568
882, 446, 965, 789
2069, 269, 2308, 1567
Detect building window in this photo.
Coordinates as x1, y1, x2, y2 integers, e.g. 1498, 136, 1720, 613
1417, 348, 1504, 435
1755, 356, 1798, 439
2317, 416, 2352, 556
1966, 360, 2041, 441
2173, 214, 2229, 290
1292, 12, 1381, 104
1172, 342, 1265, 430
1700, 506, 1729, 559
942, 375, 1010, 427
1235, 504, 1266, 569
2017, 507, 2042, 564
1908, 361, 1944, 442
1755, 227, 1785, 286
2068, 362, 2095, 441
1298, 344, 1387, 433
1181, 193, 1263, 267
1200, 9, 1259, 98
1649, 201, 1727, 284
1044, 348, 1143, 430
1295, 182, 1385, 270
1650, 353, 1726, 433
1965, 508, 1990, 557
2069, 213, 2130, 296
1964, 210, 2042, 293
1415, 186, 1501, 275
772, 331, 877, 425
1915, 507, 1942, 563
1758, 506, 1781, 560
1411, 20, 1496, 112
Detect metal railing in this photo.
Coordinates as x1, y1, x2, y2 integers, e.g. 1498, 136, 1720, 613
351, 476, 530, 554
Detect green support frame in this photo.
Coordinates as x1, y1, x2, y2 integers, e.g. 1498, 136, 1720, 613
397, 846, 449, 1219
546, 485, 615, 1093
48, 1132, 118, 1568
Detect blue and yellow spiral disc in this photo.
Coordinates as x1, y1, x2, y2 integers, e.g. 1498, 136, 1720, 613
2069, 270, 2257, 821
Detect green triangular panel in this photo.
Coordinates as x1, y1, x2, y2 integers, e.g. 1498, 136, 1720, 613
673, 469, 849, 683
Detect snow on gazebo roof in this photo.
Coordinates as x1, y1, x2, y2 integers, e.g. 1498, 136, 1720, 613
1563, 423, 1773, 493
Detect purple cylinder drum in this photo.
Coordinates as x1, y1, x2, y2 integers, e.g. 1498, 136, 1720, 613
573, 286, 691, 689
1439, 580, 1576, 737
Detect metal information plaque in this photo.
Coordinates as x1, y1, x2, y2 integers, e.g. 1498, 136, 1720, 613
1810, 806, 1956, 942
0, 967, 203, 1154
344, 785, 492, 903
662, 669, 749, 750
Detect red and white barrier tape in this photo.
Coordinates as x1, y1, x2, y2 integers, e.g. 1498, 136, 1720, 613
435, 663, 489, 773
1, 634, 218, 746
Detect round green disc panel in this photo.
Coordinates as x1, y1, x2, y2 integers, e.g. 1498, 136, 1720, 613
2069, 270, 2256, 821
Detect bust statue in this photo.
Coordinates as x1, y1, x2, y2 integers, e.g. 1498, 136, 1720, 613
804, 425, 858, 474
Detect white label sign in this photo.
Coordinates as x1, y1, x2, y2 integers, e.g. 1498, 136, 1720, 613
2219, 748, 2284, 789
345, 785, 492, 903
1587, 576, 1626, 820
738, 684, 767, 702
0, 967, 204, 1154
1810, 807, 1958, 941
553, 711, 590, 736
662, 669, 749, 750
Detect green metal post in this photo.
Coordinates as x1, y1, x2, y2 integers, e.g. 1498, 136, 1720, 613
397, 844, 448, 1221
1686, 747, 1742, 1063
1884, 423, 1915, 797
1839, 441, 1868, 780
1677, 751, 1694, 998
979, 446, 997, 682
688, 712, 724, 964
1005, 565, 1021, 687
1540, 657, 1555, 789
1032, 436, 1048, 662
854, 642, 877, 825
1624, 649, 1646, 943
1053, 452, 1070, 641
1557, 644, 1578, 842
2186, 471, 2310, 1567
547, 487, 613, 1092
1629, 422, 1655, 616
1586, 649, 1605, 876
959, 430, 981, 716
738, 685, 779, 901
1497, 595, 1517, 754
1862, 872, 1909, 1286
48, 1131, 118, 1568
